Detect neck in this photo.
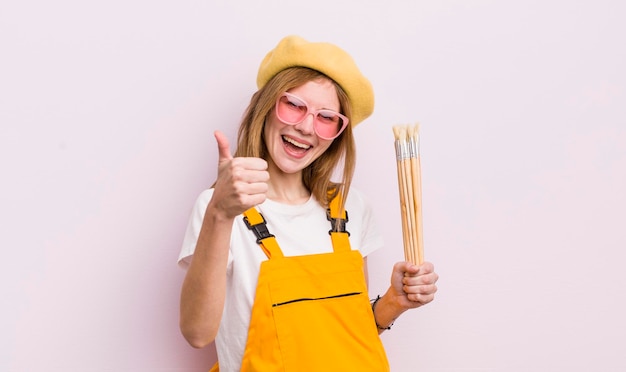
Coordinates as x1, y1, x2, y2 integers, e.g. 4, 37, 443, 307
266, 164, 311, 205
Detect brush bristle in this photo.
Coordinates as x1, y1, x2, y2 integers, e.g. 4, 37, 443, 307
393, 123, 422, 141
392, 125, 400, 140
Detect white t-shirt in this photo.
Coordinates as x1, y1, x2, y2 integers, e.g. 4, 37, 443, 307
178, 187, 384, 372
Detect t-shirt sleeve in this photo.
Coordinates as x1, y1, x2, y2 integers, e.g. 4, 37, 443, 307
178, 189, 214, 269
348, 188, 385, 258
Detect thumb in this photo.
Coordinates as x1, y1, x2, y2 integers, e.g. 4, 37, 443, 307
395, 261, 419, 276
214, 130, 233, 162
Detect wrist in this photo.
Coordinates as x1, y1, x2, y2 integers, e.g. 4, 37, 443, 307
371, 295, 394, 330
371, 292, 405, 331
205, 201, 237, 223
382, 288, 410, 313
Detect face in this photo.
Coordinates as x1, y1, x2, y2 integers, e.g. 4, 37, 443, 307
264, 79, 340, 175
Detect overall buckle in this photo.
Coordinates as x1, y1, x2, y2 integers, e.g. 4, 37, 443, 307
327, 209, 350, 236
244, 213, 275, 244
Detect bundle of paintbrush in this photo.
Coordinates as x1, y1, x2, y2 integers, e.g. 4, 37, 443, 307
392, 124, 424, 265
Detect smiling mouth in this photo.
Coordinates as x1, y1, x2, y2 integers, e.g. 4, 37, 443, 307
282, 135, 311, 150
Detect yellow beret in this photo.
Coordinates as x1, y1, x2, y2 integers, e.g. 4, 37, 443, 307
257, 35, 374, 127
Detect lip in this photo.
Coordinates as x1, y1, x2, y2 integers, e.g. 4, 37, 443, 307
281, 134, 313, 159
282, 134, 313, 148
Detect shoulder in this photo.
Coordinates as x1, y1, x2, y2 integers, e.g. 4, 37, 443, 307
345, 186, 374, 214
178, 188, 216, 268
196, 188, 215, 206
344, 187, 384, 256
188, 188, 215, 218
343, 186, 378, 230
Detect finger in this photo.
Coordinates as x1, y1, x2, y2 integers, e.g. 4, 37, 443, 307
231, 179, 269, 196
241, 192, 267, 207
404, 280, 438, 294
403, 271, 438, 286
245, 182, 270, 195
417, 261, 435, 275
231, 157, 269, 172
402, 281, 438, 304
403, 261, 434, 278
409, 292, 436, 304
393, 261, 419, 277
214, 130, 233, 162
231, 170, 270, 185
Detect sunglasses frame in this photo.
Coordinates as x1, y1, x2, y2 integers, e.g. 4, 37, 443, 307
275, 92, 349, 140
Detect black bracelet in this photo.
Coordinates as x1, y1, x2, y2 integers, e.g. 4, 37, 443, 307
371, 295, 394, 330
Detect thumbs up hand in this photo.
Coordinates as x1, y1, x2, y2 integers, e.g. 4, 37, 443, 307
211, 130, 269, 219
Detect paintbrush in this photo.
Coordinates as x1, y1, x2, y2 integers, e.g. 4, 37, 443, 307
393, 124, 423, 265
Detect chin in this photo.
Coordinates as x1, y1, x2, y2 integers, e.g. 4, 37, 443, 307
274, 158, 311, 175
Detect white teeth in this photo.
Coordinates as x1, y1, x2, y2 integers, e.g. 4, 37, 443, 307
283, 136, 310, 149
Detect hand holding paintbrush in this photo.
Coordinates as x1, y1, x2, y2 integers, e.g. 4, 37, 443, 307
360, 123, 437, 328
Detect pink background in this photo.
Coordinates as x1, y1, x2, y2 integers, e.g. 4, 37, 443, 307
2, 1, 625, 371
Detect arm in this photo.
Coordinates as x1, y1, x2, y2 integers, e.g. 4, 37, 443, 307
179, 131, 269, 348
371, 261, 438, 334
356, 192, 437, 333
179, 202, 234, 348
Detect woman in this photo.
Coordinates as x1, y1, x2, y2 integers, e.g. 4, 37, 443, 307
178, 35, 438, 371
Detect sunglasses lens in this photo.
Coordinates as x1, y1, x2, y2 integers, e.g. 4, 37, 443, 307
277, 95, 307, 124
314, 111, 345, 139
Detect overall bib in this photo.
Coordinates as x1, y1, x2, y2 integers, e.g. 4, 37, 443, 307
210, 196, 389, 371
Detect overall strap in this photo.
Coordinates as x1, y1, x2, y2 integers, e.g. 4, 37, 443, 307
243, 207, 284, 259
327, 192, 352, 253
243, 192, 351, 258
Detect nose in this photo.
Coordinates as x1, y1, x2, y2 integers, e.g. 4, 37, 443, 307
293, 113, 316, 136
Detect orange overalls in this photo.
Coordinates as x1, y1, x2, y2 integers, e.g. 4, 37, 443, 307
210, 196, 389, 371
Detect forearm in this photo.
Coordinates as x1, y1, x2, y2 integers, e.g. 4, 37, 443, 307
371, 291, 407, 335
179, 206, 233, 348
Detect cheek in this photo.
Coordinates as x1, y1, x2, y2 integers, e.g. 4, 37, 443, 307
313, 140, 334, 159
265, 113, 285, 136
319, 137, 334, 150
